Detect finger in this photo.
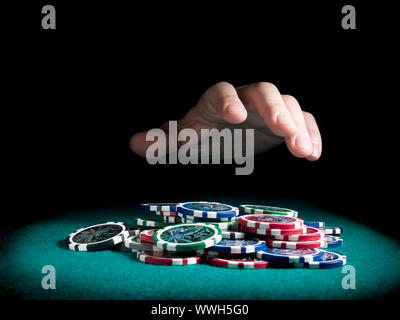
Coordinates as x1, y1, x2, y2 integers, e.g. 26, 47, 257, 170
196, 81, 247, 124
129, 131, 152, 158
237, 82, 296, 136
281, 95, 314, 158
130, 121, 180, 158
303, 112, 322, 161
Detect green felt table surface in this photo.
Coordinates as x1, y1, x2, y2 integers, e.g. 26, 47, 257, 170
1, 198, 399, 300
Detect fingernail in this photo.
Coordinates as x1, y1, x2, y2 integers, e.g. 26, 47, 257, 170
312, 143, 319, 157
277, 112, 293, 125
295, 133, 312, 149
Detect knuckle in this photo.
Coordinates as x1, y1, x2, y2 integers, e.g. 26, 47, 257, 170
253, 81, 278, 92
204, 81, 235, 101
213, 81, 234, 91
282, 94, 298, 105
303, 111, 316, 122
268, 101, 285, 111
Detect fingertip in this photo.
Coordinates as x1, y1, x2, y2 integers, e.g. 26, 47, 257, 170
306, 143, 322, 161
305, 154, 320, 161
286, 134, 314, 158
129, 131, 148, 158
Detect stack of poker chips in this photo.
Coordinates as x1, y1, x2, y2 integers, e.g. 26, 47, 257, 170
65, 202, 346, 269
128, 202, 243, 266
236, 205, 345, 269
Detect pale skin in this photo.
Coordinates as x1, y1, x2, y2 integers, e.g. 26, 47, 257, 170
130, 82, 322, 161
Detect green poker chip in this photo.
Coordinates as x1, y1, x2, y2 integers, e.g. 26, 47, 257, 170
178, 219, 239, 231
132, 218, 174, 228
206, 221, 240, 231
153, 223, 222, 252
239, 205, 298, 217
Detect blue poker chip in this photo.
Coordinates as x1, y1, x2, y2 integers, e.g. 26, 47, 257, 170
207, 239, 266, 254
177, 202, 239, 219
323, 227, 342, 235
177, 212, 238, 222
293, 251, 347, 269
140, 203, 177, 212
304, 221, 325, 228
256, 247, 324, 263
323, 235, 343, 249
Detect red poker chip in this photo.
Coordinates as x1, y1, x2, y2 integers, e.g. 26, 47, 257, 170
241, 225, 307, 236
207, 256, 269, 269
267, 227, 324, 241
266, 239, 327, 250
238, 214, 304, 229
140, 229, 157, 244
137, 251, 201, 266
152, 211, 177, 217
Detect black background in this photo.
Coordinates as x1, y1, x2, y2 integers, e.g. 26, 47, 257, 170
4, 1, 397, 237
2, 0, 399, 311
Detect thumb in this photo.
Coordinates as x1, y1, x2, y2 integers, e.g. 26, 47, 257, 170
130, 122, 172, 158
129, 131, 153, 158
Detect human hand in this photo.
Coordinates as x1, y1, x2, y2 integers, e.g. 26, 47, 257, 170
130, 82, 321, 161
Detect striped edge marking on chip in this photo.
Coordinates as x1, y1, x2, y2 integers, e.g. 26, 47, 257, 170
230, 222, 241, 231
137, 251, 201, 266
66, 221, 130, 251
209, 221, 239, 231
268, 227, 324, 241
221, 231, 246, 239
238, 214, 304, 229
207, 256, 269, 269
132, 218, 173, 228
138, 250, 198, 258
127, 227, 141, 237
266, 239, 327, 250
115, 241, 133, 252
140, 203, 178, 212
322, 227, 342, 235
177, 212, 238, 222
256, 248, 324, 263
176, 220, 239, 231
196, 250, 256, 258
140, 229, 157, 244
304, 221, 325, 228
293, 251, 347, 269
153, 223, 222, 252
241, 225, 307, 236
162, 216, 184, 224
185, 221, 239, 231
124, 236, 163, 252
177, 201, 239, 219
238, 205, 298, 217
321, 235, 343, 249
207, 239, 267, 254
152, 211, 177, 217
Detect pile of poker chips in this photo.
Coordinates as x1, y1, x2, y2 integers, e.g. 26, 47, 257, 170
65, 202, 346, 269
